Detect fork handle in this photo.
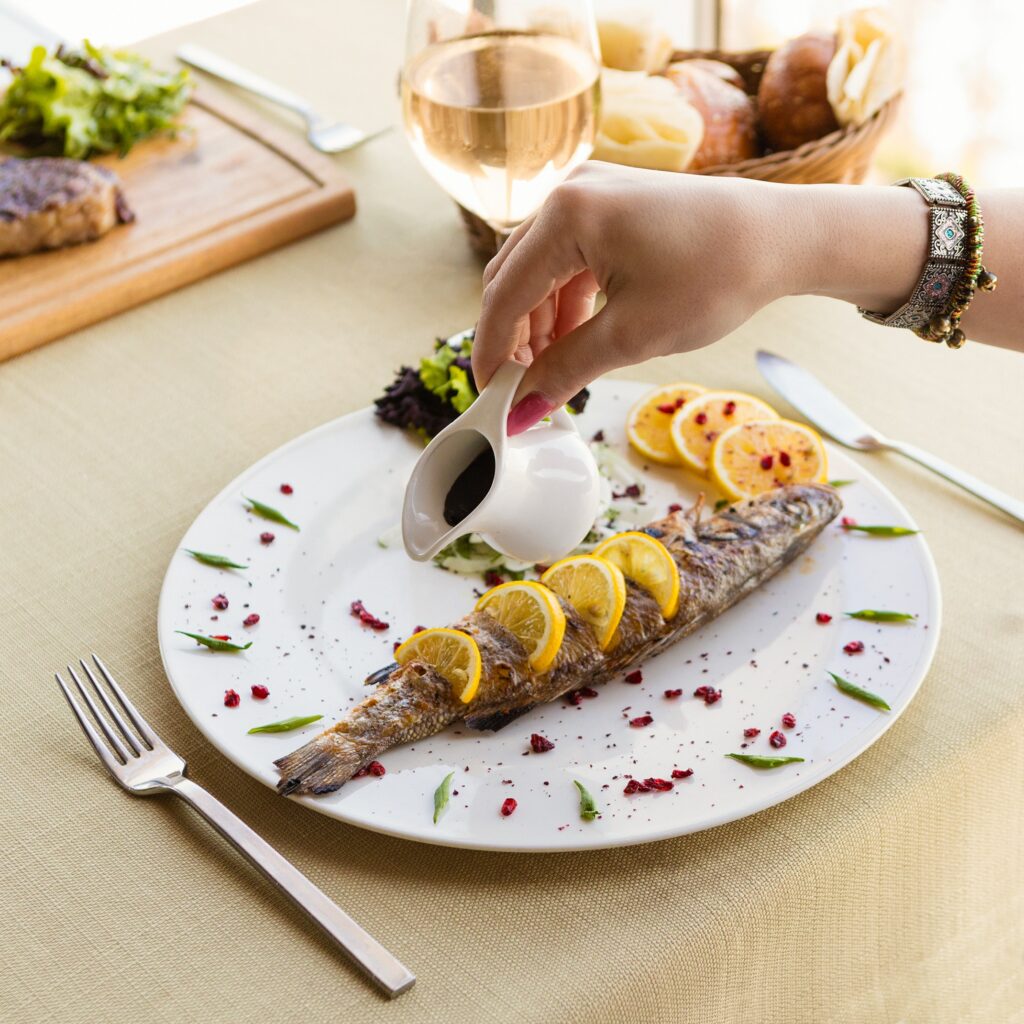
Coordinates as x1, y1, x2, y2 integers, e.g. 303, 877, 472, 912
177, 45, 316, 122
887, 440, 1024, 525
169, 778, 415, 997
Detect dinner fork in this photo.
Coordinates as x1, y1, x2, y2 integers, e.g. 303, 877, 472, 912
177, 44, 390, 153
55, 655, 415, 998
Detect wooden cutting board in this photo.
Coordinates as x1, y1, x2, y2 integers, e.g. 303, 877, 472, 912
0, 84, 356, 362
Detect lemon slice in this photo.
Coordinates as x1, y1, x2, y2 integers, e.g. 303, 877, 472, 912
541, 555, 627, 650
592, 531, 680, 620
669, 390, 778, 475
626, 382, 707, 464
710, 419, 829, 500
475, 581, 566, 674
395, 627, 482, 703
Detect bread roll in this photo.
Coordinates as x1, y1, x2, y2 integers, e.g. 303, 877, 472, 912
665, 61, 758, 169
757, 31, 839, 151
597, 17, 673, 73
674, 58, 745, 92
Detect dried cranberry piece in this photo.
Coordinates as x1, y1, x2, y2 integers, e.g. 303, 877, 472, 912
413, 624, 426, 634
591, 430, 605, 443
223, 689, 240, 708
723, 400, 737, 416
243, 613, 260, 627
211, 635, 231, 642
769, 730, 787, 749
643, 777, 674, 791
260, 531, 275, 545
350, 599, 389, 631
841, 516, 858, 528
671, 768, 693, 779
280, 483, 294, 494
668, 503, 683, 514
743, 727, 761, 738
781, 712, 797, 729
624, 670, 643, 685
664, 688, 683, 699
693, 685, 710, 698
530, 733, 555, 753
578, 686, 598, 699
624, 779, 650, 794
500, 797, 517, 816
844, 640, 865, 654
656, 403, 676, 414
392, 640, 401, 653
624, 483, 642, 499
816, 612, 832, 624
629, 715, 653, 728
251, 684, 269, 700
759, 454, 774, 470
212, 593, 229, 610
483, 571, 504, 588
703, 688, 722, 705
779, 451, 791, 467
695, 412, 708, 425
368, 761, 386, 777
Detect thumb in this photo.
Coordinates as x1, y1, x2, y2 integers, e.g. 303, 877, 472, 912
506, 308, 623, 436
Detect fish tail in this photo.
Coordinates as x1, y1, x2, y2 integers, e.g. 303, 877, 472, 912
275, 730, 379, 796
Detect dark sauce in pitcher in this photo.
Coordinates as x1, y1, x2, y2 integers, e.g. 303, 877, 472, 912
443, 447, 495, 526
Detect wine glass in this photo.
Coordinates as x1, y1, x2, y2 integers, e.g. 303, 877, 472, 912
401, 0, 601, 235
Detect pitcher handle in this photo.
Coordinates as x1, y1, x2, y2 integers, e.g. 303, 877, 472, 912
471, 361, 579, 437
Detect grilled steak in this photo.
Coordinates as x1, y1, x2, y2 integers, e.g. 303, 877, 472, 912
0, 157, 134, 257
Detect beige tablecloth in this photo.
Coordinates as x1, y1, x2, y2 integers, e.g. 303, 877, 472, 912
2, 3, 1023, 1022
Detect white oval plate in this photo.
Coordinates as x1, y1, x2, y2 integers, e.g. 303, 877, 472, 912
157, 380, 940, 852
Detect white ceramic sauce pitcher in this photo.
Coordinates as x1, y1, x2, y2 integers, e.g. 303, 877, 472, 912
402, 360, 601, 564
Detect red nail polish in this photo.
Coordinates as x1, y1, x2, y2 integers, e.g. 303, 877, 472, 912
507, 393, 555, 436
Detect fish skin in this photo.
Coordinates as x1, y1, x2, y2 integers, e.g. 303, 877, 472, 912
275, 483, 841, 796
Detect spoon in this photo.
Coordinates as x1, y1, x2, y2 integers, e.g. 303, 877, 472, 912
177, 44, 389, 153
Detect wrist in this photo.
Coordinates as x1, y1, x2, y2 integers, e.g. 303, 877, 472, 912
768, 182, 929, 312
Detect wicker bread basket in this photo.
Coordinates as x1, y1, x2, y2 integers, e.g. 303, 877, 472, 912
458, 46, 901, 260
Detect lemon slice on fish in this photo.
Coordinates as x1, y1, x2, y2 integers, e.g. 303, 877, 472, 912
669, 390, 778, 475
710, 419, 829, 500
475, 581, 566, 674
625, 381, 707, 464
541, 555, 626, 651
592, 531, 680, 620
394, 628, 482, 703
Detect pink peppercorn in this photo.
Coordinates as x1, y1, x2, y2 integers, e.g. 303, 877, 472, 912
781, 712, 797, 729
695, 412, 708, 425
760, 454, 774, 470
844, 640, 865, 654
530, 733, 555, 753
671, 768, 693, 779
243, 613, 260, 627
769, 730, 786, 749
816, 612, 832, 624
629, 715, 653, 728
280, 483, 293, 495
779, 451, 791, 467
664, 688, 683, 699
743, 727, 761, 738
223, 689, 240, 708
624, 670, 643, 684
212, 594, 229, 610
260, 531, 275, 545
251, 684, 269, 700
500, 797, 517, 816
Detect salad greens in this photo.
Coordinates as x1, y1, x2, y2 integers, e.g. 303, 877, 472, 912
248, 714, 323, 734
0, 43, 191, 158
184, 549, 248, 570
574, 779, 600, 821
243, 496, 299, 531
175, 631, 252, 652
433, 771, 455, 824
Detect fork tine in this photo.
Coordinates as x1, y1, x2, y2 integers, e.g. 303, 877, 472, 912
56, 673, 125, 779
91, 654, 161, 749
67, 665, 132, 763
78, 659, 143, 756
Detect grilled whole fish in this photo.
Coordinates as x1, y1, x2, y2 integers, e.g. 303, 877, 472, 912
276, 483, 841, 796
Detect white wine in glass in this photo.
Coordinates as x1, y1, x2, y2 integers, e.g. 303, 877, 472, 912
401, 1, 601, 233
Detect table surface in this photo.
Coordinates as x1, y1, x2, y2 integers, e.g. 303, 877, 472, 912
2, 3, 1023, 1022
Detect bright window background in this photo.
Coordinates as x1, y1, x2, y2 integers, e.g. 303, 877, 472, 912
1, 0, 1020, 185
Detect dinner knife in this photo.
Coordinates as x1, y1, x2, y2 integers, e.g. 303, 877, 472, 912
756, 350, 1024, 525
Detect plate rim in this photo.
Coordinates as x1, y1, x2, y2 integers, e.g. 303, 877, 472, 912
157, 380, 942, 853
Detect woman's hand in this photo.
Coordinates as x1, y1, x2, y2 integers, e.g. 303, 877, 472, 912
471, 162, 973, 434
472, 163, 804, 434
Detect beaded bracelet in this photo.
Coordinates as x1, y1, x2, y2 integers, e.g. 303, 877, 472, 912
859, 174, 997, 349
